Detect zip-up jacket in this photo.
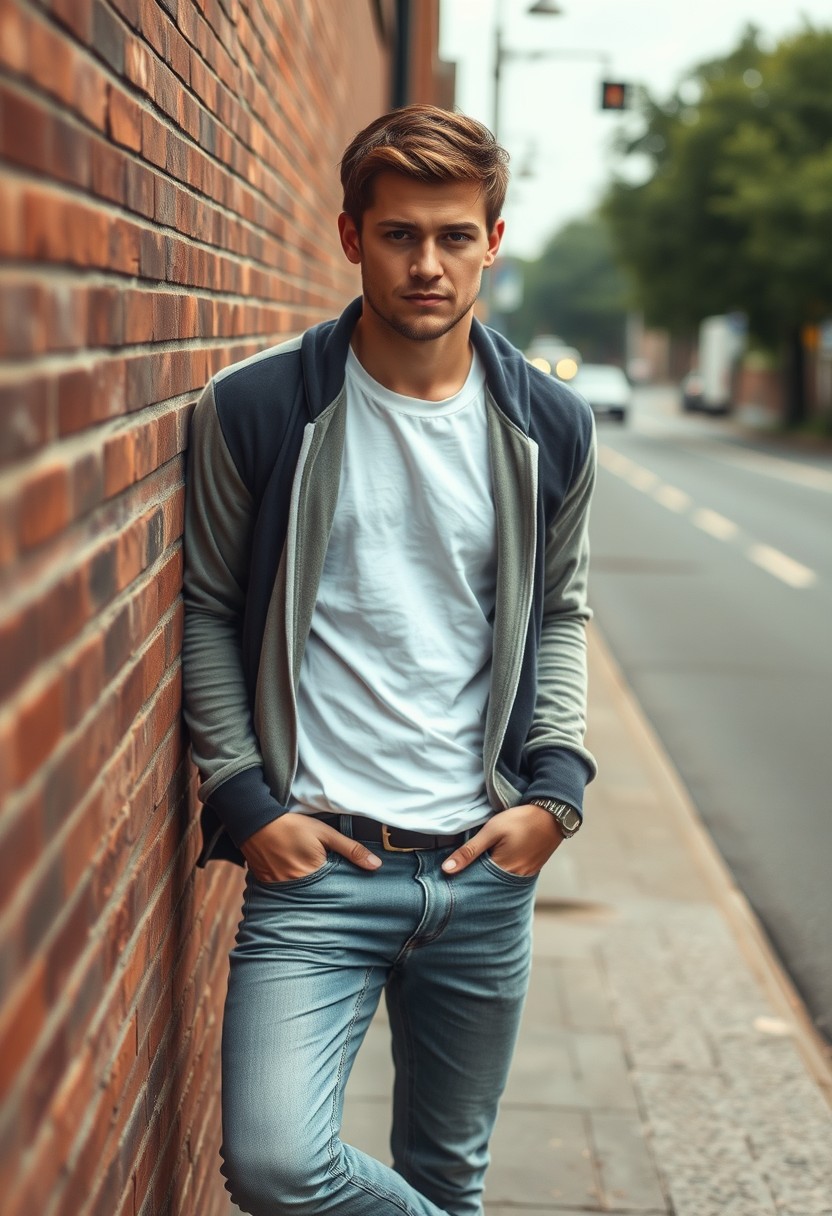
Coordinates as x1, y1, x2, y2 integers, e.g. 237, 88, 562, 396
182, 297, 597, 866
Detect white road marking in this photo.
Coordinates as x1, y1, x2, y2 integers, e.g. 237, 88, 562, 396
692, 507, 739, 541
653, 484, 692, 513
626, 466, 660, 492
747, 544, 817, 589
597, 447, 635, 476
598, 443, 818, 590
705, 446, 832, 494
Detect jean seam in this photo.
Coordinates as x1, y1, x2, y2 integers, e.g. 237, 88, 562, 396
478, 853, 538, 887
328, 965, 372, 1173
388, 978, 420, 1185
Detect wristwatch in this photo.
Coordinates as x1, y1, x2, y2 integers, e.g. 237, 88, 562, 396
527, 798, 582, 838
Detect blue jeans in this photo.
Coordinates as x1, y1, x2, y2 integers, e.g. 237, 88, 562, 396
220, 821, 537, 1216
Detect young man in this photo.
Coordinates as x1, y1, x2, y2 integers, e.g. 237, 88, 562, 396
183, 105, 596, 1216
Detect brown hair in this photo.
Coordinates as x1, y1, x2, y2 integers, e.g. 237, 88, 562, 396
340, 104, 509, 230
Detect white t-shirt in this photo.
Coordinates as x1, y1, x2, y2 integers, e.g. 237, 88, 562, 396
289, 347, 497, 833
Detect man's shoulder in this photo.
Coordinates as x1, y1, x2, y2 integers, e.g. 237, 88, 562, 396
212, 333, 305, 405
528, 364, 594, 441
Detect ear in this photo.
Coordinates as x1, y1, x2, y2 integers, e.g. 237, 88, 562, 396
338, 212, 362, 265
482, 218, 505, 269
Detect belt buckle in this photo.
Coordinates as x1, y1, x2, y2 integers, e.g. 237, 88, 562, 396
381, 825, 420, 853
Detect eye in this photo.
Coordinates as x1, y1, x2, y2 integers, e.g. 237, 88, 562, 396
385, 230, 412, 242
445, 232, 474, 243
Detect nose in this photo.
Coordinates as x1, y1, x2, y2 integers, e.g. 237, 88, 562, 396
410, 240, 442, 281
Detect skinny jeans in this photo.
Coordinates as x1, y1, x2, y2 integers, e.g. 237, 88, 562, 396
220, 819, 537, 1216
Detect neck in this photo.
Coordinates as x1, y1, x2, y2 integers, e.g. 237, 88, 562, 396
351, 307, 475, 401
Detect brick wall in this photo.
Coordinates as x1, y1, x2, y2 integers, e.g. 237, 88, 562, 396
0, 2, 393, 1212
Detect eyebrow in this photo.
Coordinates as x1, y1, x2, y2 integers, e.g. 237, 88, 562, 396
375, 220, 482, 234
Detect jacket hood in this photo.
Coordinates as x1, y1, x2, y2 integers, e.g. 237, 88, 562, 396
300, 296, 532, 432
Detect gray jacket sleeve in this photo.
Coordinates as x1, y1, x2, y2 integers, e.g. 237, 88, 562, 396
523, 421, 598, 803
182, 383, 281, 840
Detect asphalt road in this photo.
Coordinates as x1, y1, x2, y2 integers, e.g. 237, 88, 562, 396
588, 388, 832, 1038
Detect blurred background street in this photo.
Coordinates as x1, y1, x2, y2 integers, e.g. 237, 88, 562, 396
591, 393, 832, 1037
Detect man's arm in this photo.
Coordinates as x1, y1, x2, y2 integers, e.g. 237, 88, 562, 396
523, 417, 598, 809
182, 381, 287, 845
182, 382, 382, 878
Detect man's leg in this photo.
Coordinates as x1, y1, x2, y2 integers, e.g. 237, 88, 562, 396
385, 850, 537, 1216
220, 854, 453, 1216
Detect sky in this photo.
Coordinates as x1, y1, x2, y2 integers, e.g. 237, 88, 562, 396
439, 0, 832, 259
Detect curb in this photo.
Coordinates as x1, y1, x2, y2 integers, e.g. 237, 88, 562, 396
589, 620, 832, 1107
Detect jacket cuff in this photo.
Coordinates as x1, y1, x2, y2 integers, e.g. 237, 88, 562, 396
206, 765, 290, 847
523, 747, 594, 817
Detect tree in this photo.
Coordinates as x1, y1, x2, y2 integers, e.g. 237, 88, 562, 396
603, 25, 832, 370
506, 215, 630, 361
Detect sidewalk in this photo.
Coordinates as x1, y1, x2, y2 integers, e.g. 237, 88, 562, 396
341, 624, 832, 1215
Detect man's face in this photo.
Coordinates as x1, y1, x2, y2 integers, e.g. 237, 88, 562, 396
338, 172, 503, 343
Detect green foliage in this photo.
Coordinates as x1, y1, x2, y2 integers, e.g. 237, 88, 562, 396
602, 24, 832, 345
507, 215, 629, 359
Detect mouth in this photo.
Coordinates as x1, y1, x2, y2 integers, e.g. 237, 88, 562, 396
404, 294, 448, 304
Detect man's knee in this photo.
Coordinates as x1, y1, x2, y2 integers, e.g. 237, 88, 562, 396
221, 1140, 334, 1215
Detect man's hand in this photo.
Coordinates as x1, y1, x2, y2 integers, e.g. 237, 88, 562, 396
441, 803, 564, 877
240, 812, 381, 883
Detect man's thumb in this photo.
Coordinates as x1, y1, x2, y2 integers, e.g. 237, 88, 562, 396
441, 830, 490, 875
324, 829, 382, 871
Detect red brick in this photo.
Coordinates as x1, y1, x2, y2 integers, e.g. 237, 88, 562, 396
0, 958, 47, 1100
0, 171, 23, 258
72, 448, 104, 516
72, 53, 109, 129
108, 83, 142, 152
0, 281, 46, 358
12, 671, 65, 786
0, 2, 28, 75
64, 631, 105, 728
88, 286, 125, 347
124, 33, 154, 95
0, 85, 50, 173
91, 138, 127, 205
19, 461, 71, 550
124, 289, 155, 343
51, 0, 93, 43
104, 429, 137, 497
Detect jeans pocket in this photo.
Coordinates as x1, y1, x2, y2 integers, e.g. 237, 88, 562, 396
249, 852, 340, 891
478, 852, 539, 887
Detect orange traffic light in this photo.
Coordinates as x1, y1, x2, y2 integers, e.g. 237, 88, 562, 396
601, 81, 628, 110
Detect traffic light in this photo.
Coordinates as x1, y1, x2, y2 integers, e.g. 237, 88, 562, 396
600, 81, 628, 110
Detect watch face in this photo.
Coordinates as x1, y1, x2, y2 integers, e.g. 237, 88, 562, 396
561, 807, 581, 832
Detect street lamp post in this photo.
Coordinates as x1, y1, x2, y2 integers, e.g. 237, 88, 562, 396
488, 0, 563, 329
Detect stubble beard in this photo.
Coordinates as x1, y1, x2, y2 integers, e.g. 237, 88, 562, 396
363, 281, 481, 343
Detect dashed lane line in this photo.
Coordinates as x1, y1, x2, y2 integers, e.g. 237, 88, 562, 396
598, 444, 819, 590
748, 544, 818, 590
653, 484, 692, 513
692, 507, 739, 541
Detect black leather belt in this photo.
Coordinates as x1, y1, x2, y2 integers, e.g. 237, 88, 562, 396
313, 813, 468, 853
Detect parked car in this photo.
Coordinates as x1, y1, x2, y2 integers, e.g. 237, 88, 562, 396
681, 370, 705, 411
525, 335, 581, 383
570, 363, 631, 423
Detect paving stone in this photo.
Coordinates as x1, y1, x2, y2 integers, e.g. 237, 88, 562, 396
485, 1209, 652, 1215
501, 1026, 577, 1107
522, 958, 569, 1026
533, 909, 614, 960
599, 928, 714, 1071
485, 1108, 598, 1208
559, 955, 616, 1030
573, 1031, 640, 1111
635, 1071, 779, 1216
590, 1112, 667, 1211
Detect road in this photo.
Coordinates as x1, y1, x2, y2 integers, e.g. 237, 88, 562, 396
588, 387, 832, 1038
